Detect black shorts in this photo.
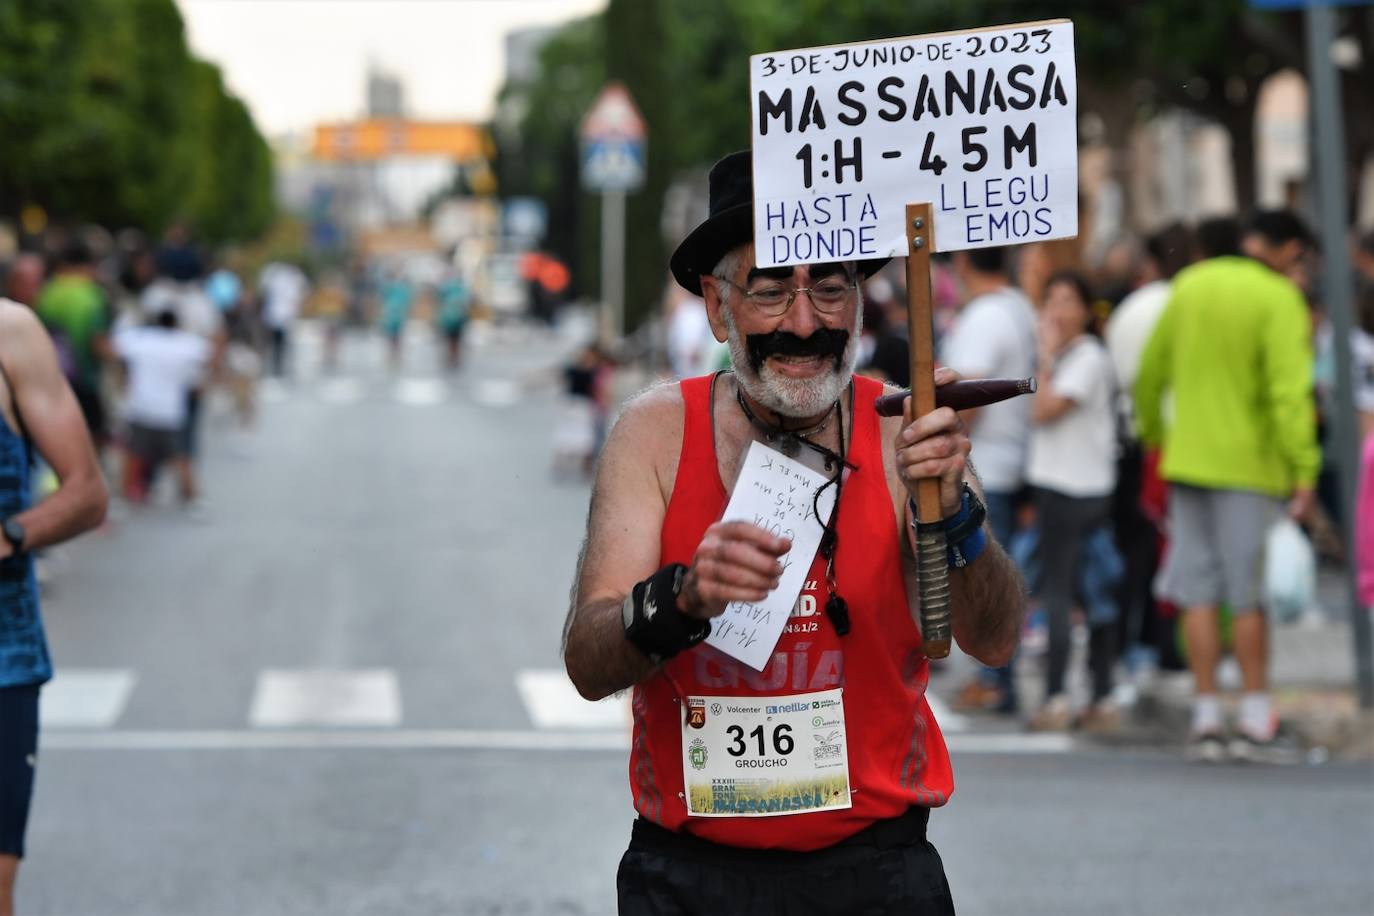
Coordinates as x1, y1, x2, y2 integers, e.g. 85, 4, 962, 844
180, 389, 202, 459
617, 807, 955, 915
71, 381, 106, 445
0, 685, 39, 859
127, 422, 182, 468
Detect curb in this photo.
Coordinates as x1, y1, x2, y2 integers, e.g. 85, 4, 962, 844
1119, 682, 1374, 762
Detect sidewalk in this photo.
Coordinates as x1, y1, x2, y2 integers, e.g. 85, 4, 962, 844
1119, 567, 1374, 761
935, 566, 1374, 760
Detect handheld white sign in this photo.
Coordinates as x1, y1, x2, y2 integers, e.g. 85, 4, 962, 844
705, 441, 837, 672
750, 20, 1078, 266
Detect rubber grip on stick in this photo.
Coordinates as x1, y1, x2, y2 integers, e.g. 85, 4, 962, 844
915, 527, 952, 659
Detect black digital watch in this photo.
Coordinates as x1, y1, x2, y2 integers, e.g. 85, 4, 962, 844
2, 518, 26, 557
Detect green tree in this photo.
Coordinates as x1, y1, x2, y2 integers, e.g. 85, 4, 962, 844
604, 0, 672, 332
494, 0, 1372, 332
0, 0, 104, 222
0, 0, 274, 241
493, 17, 604, 298
186, 61, 275, 243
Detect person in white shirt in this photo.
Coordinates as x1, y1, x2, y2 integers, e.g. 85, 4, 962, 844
113, 311, 211, 506
139, 277, 226, 463
1026, 272, 1120, 730
664, 286, 717, 380
258, 261, 309, 378
1103, 223, 1196, 687
1104, 223, 1196, 422
940, 245, 1037, 714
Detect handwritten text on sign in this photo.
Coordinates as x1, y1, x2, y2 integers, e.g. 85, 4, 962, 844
705, 441, 837, 671
750, 20, 1078, 266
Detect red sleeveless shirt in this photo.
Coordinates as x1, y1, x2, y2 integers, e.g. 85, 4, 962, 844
628, 373, 953, 851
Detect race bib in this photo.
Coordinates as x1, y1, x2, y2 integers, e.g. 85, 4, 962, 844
681, 689, 852, 818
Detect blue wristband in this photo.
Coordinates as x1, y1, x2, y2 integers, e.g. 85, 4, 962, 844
908, 489, 988, 569
948, 525, 986, 568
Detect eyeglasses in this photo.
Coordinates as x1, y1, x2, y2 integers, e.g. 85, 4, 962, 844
718, 276, 857, 317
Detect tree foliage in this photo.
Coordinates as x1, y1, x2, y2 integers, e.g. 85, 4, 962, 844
498, 0, 1371, 331
493, 17, 604, 299
0, 0, 274, 242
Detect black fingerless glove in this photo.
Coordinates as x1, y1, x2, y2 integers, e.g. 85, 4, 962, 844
621, 564, 710, 664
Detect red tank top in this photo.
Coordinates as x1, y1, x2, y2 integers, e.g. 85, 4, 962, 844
628, 373, 953, 851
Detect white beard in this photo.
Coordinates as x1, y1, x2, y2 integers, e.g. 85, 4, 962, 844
722, 304, 862, 419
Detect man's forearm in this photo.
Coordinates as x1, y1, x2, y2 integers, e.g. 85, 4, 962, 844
563, 598, 658, 701
949, 533, 1025, 667
13, 471, 107, 553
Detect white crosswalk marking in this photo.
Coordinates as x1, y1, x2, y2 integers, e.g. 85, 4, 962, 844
34, 666, 1067, 754
517, 668, 630, 730
393, 378, 446, 406
319, 377, 365, 405
40, 669, 137, 728
924, 692, 970, 734
249, 669, 402, 728
259, 378, 289, 403
472, 379, 522, 408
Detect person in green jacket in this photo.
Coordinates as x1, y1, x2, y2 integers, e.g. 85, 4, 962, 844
1135, 211, 1320, 765
34, 239, 112, 448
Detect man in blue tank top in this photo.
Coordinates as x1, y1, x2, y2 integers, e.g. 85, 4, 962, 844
0, 297, 108, 916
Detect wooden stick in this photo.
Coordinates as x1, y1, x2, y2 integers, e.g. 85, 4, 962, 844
904, 202, 951, 659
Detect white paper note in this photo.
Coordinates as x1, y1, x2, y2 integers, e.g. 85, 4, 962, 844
704, 441, 837, 670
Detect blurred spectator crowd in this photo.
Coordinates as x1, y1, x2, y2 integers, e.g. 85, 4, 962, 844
662, 213, 1374, 734
0, 225, 306, 514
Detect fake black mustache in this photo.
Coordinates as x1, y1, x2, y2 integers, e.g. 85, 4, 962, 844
745, 329, 850, 374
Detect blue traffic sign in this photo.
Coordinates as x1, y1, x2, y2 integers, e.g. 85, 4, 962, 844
581, 138, 646, 192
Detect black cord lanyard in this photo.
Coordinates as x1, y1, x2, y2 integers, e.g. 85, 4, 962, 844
734, 386, 831, 461
812, 401, 851, 636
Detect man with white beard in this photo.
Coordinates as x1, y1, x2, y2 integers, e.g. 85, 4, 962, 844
563, 151, 1024, 914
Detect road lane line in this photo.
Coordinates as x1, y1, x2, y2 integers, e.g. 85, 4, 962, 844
947, 733, 1074, 754
37, 729, 1071, 754
40, 729, 630, 752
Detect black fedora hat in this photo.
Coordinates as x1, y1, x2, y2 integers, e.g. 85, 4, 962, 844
669, 151, 890, 296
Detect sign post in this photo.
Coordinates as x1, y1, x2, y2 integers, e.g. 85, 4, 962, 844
903, 202, 953, 655
1301, 1, 1374, 710
580, 83, 647, 341
751, 21, 1079, 656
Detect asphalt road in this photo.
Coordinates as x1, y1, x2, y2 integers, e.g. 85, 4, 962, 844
21, 319, 1374, 916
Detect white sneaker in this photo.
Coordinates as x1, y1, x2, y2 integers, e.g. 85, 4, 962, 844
1228, 725, 1303, 765
1029, 694, 1073, 732
1186, 731, 1228, 764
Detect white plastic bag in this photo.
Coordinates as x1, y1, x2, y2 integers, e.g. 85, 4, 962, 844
1264, 517, 1316, 625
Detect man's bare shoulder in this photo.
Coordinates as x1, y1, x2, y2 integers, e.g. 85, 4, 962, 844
0, 299, 48, 363
601, 379, 689, 498
608, 378, 686, 441
0, 298, 44, 335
